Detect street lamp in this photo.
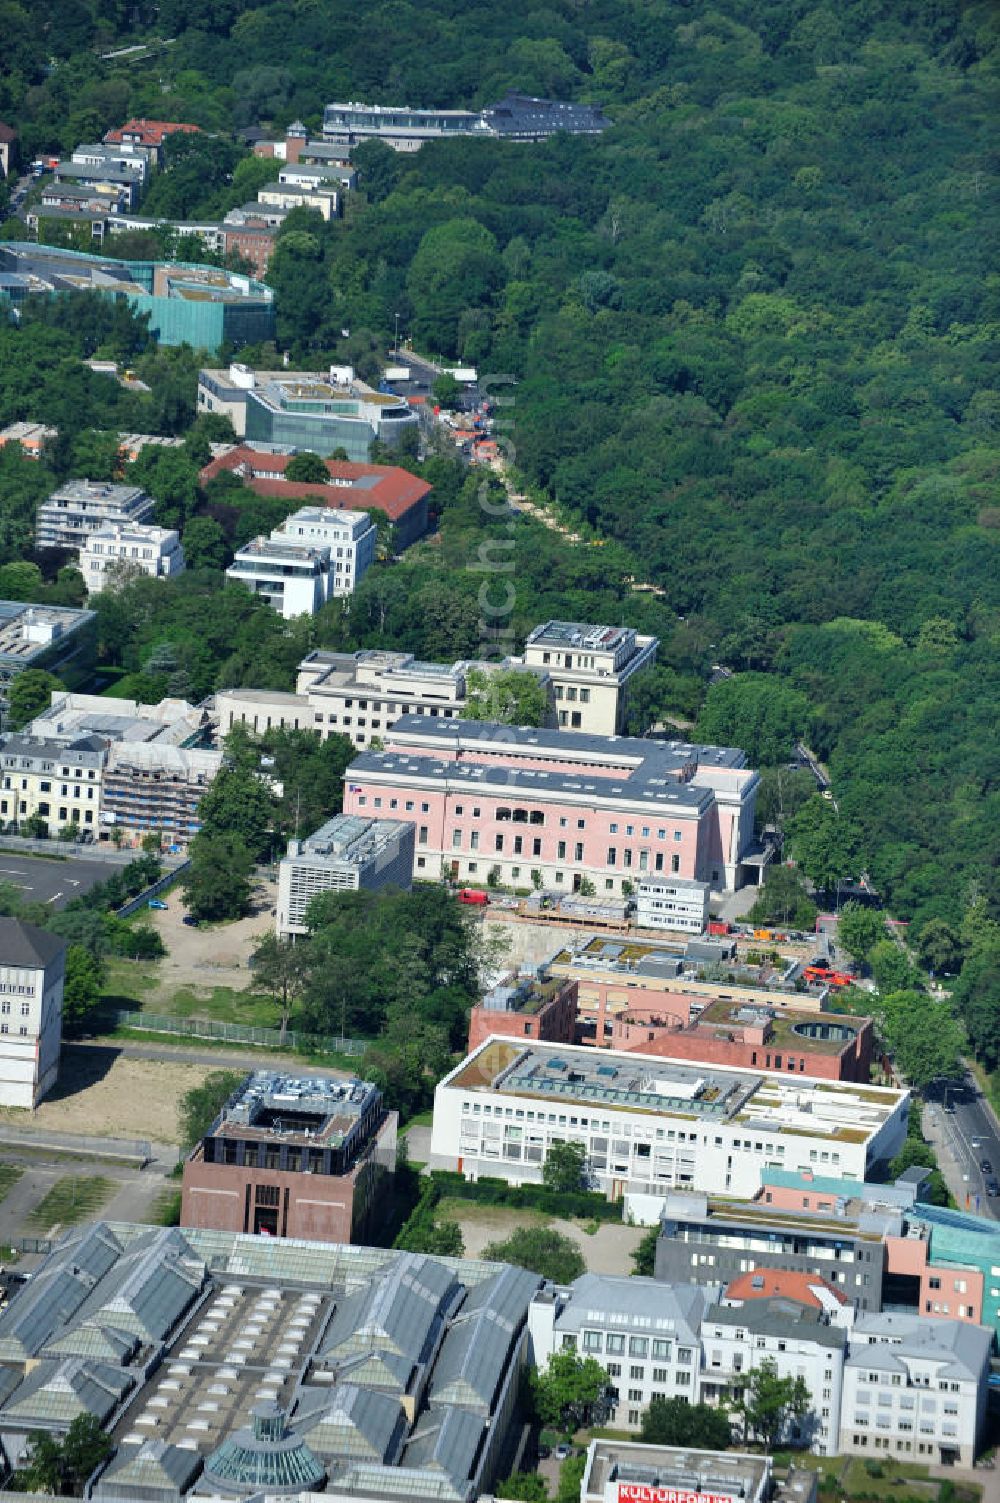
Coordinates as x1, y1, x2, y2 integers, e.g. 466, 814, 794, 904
393, 311, 400, 354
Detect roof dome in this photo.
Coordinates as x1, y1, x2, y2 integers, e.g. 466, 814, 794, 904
203, 1403, 326, 1495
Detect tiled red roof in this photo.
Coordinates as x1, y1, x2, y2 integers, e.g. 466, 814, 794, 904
105, 119, 201, 147
725, 1268, 848, 1309
198, 446, 432, 523
0, 123, 17, 144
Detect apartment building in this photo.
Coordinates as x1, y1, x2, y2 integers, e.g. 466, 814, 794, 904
180, 1070, 397, 1244
277, 506, 376, 595
529, 1274, 711, 1431
104, 117, 201, 166
700, 1298, 847, 1455
79, 522, 185, 595
226, 505, 377, 617
37, 480, 155, 553
0, 732, 105, 835
520, 621, 658, 735
343, 717, 760, 895
430, 1037, 909, 1202
841, 1314, 992, 1466
276, 814, 414, 938
257, 180, 339, 219
226, 535, 333, 619
0, 918, 66, 1109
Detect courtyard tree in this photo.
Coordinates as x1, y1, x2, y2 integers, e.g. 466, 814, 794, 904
531, 1349, 609, 1436
740, 1359, 811, 1452
541, 1139, 588, 1194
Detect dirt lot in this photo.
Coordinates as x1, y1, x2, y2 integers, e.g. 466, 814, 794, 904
144, 876, 277, 990
0, 1046, 218, 1145
437, 1197, 645, 1275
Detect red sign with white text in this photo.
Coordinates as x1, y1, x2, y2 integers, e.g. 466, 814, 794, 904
616, 1488, 736, 1503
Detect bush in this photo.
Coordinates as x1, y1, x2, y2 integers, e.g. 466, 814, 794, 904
429, 1170, 620, 1222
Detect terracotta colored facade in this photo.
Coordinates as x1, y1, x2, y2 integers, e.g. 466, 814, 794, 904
181, 1111, 397, 1244
467, 976, 578, 1053
607, 998, 874, 1082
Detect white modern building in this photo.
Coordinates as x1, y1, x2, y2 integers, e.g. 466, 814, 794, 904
700, 1298, 847, 1456
226, 508, 376, 619
529, 1274, 712, 1431
36, 480, 155, 552
429, 1038, 910, 1202
840, 1314, 992, 1467
278, 507, 376, 596
520, 621, 658, 735
0, 917, 66, 1109
635, 876, 710, 934
79, 522, 185, 595
276, 814, 414, 937
226, 535, 332, 619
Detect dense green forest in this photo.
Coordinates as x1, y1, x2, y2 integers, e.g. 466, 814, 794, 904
0, 0, 998, 1053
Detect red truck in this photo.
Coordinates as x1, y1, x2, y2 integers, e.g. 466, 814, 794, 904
707, 921, 731, 936
457, 889, 489, 906
802, 963, 854, 988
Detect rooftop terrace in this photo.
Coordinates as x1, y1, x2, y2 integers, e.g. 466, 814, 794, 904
209, 1071, 381, 1150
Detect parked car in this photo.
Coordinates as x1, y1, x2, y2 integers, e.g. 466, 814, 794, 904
985, 1177, 999, 1197
980, 1159, 993, 1176
554, 1444, 572, 1461
182, 914, 199, 927
147, 899, 168, 910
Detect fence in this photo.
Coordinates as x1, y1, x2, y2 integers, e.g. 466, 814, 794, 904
0, 1122, 152, 1164
109, 1009, 368, 1057
116, 860, 190, 918
0, 834, 150, 864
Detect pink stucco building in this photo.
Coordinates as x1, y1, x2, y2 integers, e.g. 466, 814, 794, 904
342, 718, 760, 895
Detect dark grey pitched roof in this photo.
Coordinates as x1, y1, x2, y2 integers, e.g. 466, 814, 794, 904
0, 915, 67, 968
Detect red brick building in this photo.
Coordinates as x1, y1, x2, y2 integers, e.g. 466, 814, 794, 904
181, 1070, 397, 1244
198, 447, 432, 550
608, 995, 874, 1082
467, 972, 578, 1054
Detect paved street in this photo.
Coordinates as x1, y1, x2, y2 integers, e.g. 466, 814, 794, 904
923, 1066, 1000, 1219
0, 852, 113, 908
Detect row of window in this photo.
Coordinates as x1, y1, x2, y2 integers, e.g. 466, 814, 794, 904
0, 1024, 28, 1036
0, 1003, 31, 1016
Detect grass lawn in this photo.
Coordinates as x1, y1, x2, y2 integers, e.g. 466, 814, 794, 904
0, 1163, 23, 1202
27, 1175, 115, 1231
100, 958, 278, 1028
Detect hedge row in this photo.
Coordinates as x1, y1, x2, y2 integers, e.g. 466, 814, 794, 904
429, 1170, 622, 1222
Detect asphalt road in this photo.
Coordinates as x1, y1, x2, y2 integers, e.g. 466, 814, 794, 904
0, 853, 111, 908
925, 1067, 1000, 1218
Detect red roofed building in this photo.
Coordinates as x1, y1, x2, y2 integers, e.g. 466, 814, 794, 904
104, 119, 201, 165
723, 1267, 851, 1316
199, 446, 432, 549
